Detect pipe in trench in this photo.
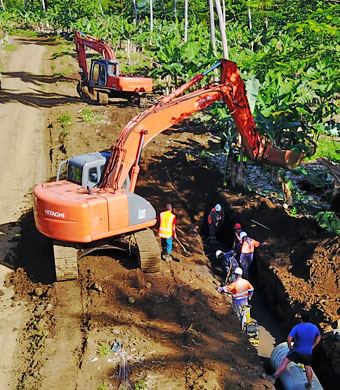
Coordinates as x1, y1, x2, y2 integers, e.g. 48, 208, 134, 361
270, 342, 324, 390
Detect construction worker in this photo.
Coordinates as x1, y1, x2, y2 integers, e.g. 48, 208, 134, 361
215, 250, 239, 283
233, 223, 246, 256
263, 311, 321, 389
239, 232, 266, 279
207, 204, 224, 242
158, 203, 177, 261
217, 267, 254, 322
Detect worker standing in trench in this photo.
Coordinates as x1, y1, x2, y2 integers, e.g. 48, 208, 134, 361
239, 232, 267, 279
217, 267, 254, 322
263, 311, 321, 389
207, 204, 224, 243
158, 203, 177, 261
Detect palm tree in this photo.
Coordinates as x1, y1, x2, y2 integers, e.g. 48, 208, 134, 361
215, 0, 228, 59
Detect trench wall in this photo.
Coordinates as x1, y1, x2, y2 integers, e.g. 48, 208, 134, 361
254, 256, 340, 390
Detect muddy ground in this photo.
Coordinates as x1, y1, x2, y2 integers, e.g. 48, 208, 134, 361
1, 35, 339, 390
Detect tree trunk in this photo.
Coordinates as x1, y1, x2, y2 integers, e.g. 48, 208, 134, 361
215, 0, 228, 59
174, 0, 177, 19
98, 0, 104, 17
1, 0, 5, 11
248, 5, 252, 31
150, 0, 153, 33
132, 0, 138, 25
184, 0, 188, 42
40, 0, 46, 11
209, 0, 217, 56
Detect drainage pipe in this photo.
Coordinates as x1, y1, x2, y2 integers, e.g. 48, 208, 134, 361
270, 342, 324, 390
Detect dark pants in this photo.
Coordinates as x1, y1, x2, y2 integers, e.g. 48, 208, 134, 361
240, 252, 254, 279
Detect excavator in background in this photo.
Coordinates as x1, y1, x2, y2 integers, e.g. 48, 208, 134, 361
33, 60, 306, 281
75, 31, 153, 105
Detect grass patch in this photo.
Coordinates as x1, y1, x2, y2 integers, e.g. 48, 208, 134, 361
53, 67, 73, 77
58, 113, 72, 123
11, 29, 39, 38
97, 344, 111, 358
306, 135, 340, 163
82, 108, 103, 122
3, 44, 16, 51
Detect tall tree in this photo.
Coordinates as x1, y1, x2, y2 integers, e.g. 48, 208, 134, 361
150, 0, 153, 32
132, 0, 138, 24
209, 0, 217, 56
215, 0, 228, 59
184, 0, 188, 42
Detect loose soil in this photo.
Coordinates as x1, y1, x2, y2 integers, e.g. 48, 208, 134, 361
0, 36, 339, 390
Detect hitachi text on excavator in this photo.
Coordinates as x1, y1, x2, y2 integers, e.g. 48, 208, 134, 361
33, 60, 305, 281
75, 31, 153, 105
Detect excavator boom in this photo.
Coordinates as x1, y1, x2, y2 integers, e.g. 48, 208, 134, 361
102, 60, 305, 191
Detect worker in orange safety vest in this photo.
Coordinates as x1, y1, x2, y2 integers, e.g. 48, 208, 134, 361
158, 203, 177, 261
217, 267, 254, 322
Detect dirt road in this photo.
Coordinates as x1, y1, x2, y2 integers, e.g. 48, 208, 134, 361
0, 36, 48, 389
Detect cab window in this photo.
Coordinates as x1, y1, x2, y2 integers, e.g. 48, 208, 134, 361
68, 165, 82, 185
89, 167, 98, 184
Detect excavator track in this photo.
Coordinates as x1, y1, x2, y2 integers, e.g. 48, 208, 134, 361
53, 240, 79, 281
132, 229, 161, 273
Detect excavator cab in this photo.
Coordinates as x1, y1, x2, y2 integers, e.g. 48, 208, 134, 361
57, 151, 131, 190
89, 59, 119, 88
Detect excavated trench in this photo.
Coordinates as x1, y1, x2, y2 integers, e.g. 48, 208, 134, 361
202, 208, 337, 390
253, 254, 336, 390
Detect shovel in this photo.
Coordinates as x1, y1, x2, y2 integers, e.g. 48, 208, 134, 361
175, 236, 192, 256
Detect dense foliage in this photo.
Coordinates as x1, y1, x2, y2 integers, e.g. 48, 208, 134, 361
1, 0, 339, 230
1, 1, 339, 154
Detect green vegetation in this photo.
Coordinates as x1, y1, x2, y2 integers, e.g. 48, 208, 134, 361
3, 44, 16, 51
306, 136, 340, 163
97, 344, 111, 358
97, 382, 108, 390
1, 0, 339, 230
135, 379, 147, 390
57, 113, 72, 123
315, 211, 340, 234
82, 108, 103, 122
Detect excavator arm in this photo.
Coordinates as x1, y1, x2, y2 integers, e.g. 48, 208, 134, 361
75, 30, 116, 81
101, 59, 305, 191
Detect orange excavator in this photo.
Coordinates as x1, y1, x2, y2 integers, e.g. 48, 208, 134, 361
75, 31, 153, 105
33, 60, 305, 281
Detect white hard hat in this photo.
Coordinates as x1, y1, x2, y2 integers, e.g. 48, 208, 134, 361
215, 204, 221, 212
239, 231, 247, 239
234, 267, 243, 276
215, 250, 223, 259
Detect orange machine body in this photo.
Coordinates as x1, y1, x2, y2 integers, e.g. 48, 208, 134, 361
34, 60, 305, 243
34, 181, 156, 242
75, 31, 152, 94
107, 75, 153, 93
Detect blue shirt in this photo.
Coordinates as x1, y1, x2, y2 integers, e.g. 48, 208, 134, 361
289, 323, 320, 355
